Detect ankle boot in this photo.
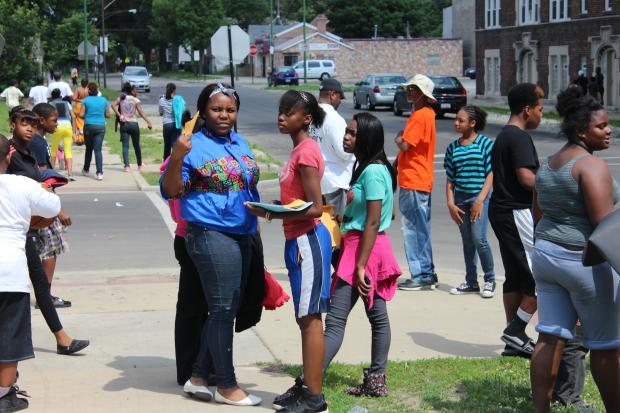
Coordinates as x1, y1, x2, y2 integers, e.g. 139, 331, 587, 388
346, 369, 388, 397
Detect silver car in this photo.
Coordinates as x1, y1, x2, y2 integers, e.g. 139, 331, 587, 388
121, 66, 151, 93
353, 73, 407, 110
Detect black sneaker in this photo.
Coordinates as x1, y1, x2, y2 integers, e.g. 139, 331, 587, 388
0, 386, 29, 413
398, 279, 435, 291
500, 344, 532, 359
449, 282, 480, 295
275, 387, 328, 413
272, 376, 304, 410
431, 272, 439, 286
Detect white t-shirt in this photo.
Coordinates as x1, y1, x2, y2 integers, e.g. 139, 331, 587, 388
309, 103, 355, 194
0, 175, 60, 293
1, 86, 24, 109
29, 85, 49, 106
47, 81, 73, 98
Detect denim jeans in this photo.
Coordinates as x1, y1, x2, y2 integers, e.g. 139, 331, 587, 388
399, 188, 434, 282
185, 224, 251, 388
163, 122, 181, 161
83, 124, 105, 174
120, 121, 142, 167
454, 192, 495, 285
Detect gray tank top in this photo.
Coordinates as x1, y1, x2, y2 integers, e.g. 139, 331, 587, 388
535, 155, 620, 247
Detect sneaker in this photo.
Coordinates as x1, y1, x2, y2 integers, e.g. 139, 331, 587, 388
481, 281, 496, 298
273, 376, 304, 410
398, 278, 435, 291
0, 386, 29, 413
431, 272, 439, 287
275, 387, 328, 413
51, 296, 72, 308
96, 173, 103, 181
449, 282, 480, 295
501, 329, 535, 355
81, 169, 90, 176
500, 344, 532, 359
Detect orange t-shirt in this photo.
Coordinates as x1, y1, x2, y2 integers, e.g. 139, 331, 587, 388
396, 106, 436, 192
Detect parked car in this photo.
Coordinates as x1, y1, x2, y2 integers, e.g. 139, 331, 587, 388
464, 67, 476, 79
268, 66, 299, 86
392, 75, 467, 118
121, 66, 151, 93
352, 73, 407, 110
292, 60, 336, 80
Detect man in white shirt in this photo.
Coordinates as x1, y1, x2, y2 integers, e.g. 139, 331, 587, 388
26, 77, 49, 107
0, 80, 24, 110
47, 72, 73, 99
309, 78, 355, 221
0, 134, 60, 411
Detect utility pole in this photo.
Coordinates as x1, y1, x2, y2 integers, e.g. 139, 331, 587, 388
373, 24, 378, 39
84, 0, 89, 80
269, 0, 274, 74
101, 0, 107, 88
303, 0, 307, 84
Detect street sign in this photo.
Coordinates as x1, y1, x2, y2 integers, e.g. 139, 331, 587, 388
99, 36, 109, 53
210, 25, 249, 65
250, 43, 257, 57
77, 40, 97, 60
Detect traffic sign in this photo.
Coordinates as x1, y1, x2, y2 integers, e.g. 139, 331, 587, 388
77, 40, 97, 60
210, 25, 249, 65
250, 43, 257, 57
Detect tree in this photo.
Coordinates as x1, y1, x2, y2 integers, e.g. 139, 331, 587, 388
326, 0, 445, 39
0, 1, 45, 86
224, 0, 268, 29
44, 11, 99, 71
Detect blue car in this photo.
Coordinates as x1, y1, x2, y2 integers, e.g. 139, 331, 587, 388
268, 66, 299, 86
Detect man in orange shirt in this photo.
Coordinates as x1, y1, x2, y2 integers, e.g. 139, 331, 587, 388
395, 74, 438, 291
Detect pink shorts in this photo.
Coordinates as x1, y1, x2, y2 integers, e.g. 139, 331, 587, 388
334, 230, 402, 308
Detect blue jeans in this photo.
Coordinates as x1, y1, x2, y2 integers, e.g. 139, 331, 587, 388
120, 122, 142, 167
163, 122, 181, 161
83, 124, 105, 174
399, 188, 434, 282
454, 192, 495, 285
185, 224, 251, 388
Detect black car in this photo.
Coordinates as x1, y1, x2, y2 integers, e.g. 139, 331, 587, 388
393, 75, 467, 118
464, 67, 476, 79
268, 66, 299, 86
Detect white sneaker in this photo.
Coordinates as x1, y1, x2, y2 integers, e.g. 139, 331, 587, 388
481, 281, 496, 298
96, 173, 103, 181
183, 379, 213, 401
214, 390, 262, 406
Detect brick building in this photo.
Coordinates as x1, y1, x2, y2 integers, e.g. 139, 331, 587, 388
476, 0, 620, 107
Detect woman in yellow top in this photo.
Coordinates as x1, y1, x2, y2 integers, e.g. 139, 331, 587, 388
72, 79, 89, 146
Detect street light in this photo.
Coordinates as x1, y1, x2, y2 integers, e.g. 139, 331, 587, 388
101, 0, 137, 88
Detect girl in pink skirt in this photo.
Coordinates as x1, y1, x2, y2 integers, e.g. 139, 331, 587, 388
323, 112, 401, 397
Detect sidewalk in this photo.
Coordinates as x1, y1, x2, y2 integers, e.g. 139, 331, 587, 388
21, 139, 534, 413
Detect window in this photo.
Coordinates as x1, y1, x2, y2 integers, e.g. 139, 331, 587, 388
605, 0, 612, 11
548, 46, 569, 98
549, 0, 568, 21
581, 0, 588, 14
484, 49, 501, 96
322, 61, 333, 67
518, 0, 540, 25
308, 61, 320, 68
485, 0, 501, 28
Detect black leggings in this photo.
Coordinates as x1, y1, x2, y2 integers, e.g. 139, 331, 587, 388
120, 122, 142, 167
323, 277, 391, 374
26, 234, 62, 333
174, 235, 208, 385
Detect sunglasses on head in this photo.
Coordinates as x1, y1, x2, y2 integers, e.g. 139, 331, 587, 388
209, 82, 238, 101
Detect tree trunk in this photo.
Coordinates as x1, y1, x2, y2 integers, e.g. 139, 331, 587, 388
199, 48, 205, 75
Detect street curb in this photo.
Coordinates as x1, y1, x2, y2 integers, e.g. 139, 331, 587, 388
131, 170, 157, 191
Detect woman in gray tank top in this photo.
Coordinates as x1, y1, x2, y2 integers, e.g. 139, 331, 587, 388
530, 86, 620, 413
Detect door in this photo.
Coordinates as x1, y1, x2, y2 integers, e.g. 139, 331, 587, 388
599, 47, 617, 107
308, 61, 321, 78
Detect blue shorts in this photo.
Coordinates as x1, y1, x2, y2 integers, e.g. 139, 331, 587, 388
532, 239, 620, 350
284, 222, 332, 318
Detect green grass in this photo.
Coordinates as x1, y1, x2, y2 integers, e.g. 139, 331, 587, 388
104, 121, 163, 166
154, 71, 222, 81
265, 83, 355, 93
270, 358, 604, 413
482, 106, 620, 127
141, 171, 161, 186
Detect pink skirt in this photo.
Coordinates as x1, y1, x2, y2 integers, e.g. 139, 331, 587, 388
333, 230, 402, 308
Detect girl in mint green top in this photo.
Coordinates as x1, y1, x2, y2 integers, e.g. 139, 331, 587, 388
323, 112, 401, 396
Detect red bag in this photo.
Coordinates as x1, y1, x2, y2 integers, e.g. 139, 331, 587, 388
262, 269, 290, 310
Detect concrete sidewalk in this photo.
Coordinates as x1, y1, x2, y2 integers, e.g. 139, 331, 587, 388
21, 142, 535, 413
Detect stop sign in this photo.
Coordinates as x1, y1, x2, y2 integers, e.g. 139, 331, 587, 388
250, 44, 257, 57
210, 25, 250, 65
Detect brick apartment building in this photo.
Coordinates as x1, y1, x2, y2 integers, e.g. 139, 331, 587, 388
476, 0, 620, 107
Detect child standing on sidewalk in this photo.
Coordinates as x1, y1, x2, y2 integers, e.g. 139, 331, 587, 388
444, 106, 496, 298
246, 90, 330, 413
0, 133, 61, 412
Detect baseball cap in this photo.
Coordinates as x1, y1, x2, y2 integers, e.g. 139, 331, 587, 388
319, 78, 345, 99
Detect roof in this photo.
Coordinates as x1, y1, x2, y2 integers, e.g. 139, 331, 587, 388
276, 32, 354, 52
248, 23, 299, 43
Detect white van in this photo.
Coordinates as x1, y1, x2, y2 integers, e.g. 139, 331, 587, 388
292, 60, 336, 80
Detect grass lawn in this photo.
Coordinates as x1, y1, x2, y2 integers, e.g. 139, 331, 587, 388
154, 71, 222, 81
483, 106, 620, 127
265, 83, 355, 93
104, 121, 163, 166
272, 358, 604, 413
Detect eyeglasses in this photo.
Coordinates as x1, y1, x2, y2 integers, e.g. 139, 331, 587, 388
345, 127, 357, 137
209, 82, 238, 100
